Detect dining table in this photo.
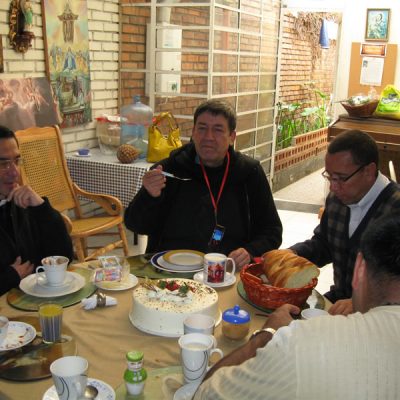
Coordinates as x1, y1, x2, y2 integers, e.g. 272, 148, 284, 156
0, 255, 330, 400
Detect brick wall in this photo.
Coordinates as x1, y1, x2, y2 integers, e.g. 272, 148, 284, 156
0, 0, 120, 153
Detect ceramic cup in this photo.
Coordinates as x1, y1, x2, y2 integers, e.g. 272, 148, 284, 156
178, 333, 224, 384
183, 314, 215, 336
39, 302, 63, 343
0, 316, 9, 344
77, 148, 90, 156
36, 256, 69, 287
50, 356, 88, 400
203, 253, 236, 284
301, 308, 329, 320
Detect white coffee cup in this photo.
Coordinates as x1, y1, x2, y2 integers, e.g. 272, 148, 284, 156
50, 356, 88, 400
203, 253, 236, 284
178, 333, 224, 384
0, 316, 9, 344
301, 308, 329, 320
36, 256, 69, 286
183, 314, 215, 335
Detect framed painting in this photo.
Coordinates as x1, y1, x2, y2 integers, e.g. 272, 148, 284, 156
41, 0, 92, 128
0, 36, 3, 73
365, 9, 390, 42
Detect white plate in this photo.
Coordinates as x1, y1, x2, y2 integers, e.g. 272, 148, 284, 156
164, 250, 204, 267
37, 272, 74, 289
151, 252, 203, 274
0, 321, 36, 351
74, 152, 91, 157
173, 382, 200, 400
43, 378, 115, 400
95, 274, 138, 291
129, 310, 222, 338
19, 272, 86, 298
193, 271, 236, 288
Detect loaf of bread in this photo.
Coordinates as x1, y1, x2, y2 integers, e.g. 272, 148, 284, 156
262, 249, 319, 288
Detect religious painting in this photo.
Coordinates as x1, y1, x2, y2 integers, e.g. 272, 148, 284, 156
0, 77, 61, 132
365, 9, 390, 42
41, 0, 92, 128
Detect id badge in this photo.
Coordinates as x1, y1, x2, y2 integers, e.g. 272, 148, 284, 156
208, 224, 225, 248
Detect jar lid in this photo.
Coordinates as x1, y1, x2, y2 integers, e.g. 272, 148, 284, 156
222, 305, 250, 324
126, 350, 144, 362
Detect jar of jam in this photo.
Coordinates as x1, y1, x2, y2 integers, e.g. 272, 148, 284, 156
222, 305, 250, 340
124, 350, 147, 396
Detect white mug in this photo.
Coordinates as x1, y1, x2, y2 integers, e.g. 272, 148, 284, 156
178, 333, 223, 384
203, 253, 236, 284
183, 314, 215, 336
301, 308, 329, 320
0, 316, 9, 344
50, 356, 88, 400
36, 256, 69, 286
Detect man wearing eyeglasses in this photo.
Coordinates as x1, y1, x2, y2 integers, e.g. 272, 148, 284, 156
290, 129, 400, 316
0, 125, 73, 296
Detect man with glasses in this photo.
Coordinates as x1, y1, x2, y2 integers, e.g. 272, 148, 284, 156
289, 129, 400, 315
0, 125, 73, 296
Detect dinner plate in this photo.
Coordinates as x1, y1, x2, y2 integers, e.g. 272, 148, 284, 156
164, 250, 204, 267
173, 382, 200, 400
19, 272, 85, 298
193, 271, 236, 288
151, 252, 203, 274
0, 321, 36, 351
95, 274, 138, 291
43, 378, 115, 400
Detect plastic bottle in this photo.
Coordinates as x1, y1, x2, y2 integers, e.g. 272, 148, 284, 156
120, 95, 153, 159
124, 350, 147, 396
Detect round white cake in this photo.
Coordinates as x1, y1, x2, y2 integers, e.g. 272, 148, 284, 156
129, 278, 219, 337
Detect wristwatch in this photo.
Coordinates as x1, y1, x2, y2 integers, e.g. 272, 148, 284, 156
250, 327, 276, 340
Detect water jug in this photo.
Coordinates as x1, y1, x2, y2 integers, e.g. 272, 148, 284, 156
120, 95, 153, 159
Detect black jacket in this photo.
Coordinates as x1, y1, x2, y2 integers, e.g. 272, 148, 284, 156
0, 198, 74, 296
125, 143, 282, 256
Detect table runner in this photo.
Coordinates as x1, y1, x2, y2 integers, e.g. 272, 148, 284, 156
7, 267, 96, 311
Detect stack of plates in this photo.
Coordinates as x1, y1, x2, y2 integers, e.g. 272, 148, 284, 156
151, 250, 204, 273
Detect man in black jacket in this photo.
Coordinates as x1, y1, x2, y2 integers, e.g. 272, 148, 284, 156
0, 125, 73, 295
125, 100, 282, 268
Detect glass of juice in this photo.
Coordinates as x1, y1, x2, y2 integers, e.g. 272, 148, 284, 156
38, 303, 63, 343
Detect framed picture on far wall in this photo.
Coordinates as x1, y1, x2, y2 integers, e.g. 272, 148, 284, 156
365, 9, 390, 41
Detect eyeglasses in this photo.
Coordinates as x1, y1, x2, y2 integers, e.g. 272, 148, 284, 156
0, 158, 23, 172
321, 164, 366, 184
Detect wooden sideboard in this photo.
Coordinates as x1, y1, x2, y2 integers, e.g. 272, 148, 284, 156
328, 115, 400, 180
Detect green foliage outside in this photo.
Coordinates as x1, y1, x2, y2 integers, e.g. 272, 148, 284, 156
275, 85, 332, 150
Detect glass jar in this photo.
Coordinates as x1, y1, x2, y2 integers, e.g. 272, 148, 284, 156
222, 305, 250, 340
124, 350, 147, 396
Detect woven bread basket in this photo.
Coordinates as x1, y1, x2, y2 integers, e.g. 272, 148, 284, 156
340, 100, 379, 118
240, 263, 317, 309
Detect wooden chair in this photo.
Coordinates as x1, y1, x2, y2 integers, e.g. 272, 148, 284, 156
15, 125, 129, 262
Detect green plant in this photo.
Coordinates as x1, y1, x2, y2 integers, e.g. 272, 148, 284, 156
275, 86, 332, 150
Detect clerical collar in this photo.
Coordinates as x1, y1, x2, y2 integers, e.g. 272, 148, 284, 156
0, 199, 7, 207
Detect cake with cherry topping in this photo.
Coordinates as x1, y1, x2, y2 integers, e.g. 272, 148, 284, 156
129, 278, 219, 336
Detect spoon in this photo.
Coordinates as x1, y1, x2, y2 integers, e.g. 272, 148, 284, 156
81, 385, 98, 399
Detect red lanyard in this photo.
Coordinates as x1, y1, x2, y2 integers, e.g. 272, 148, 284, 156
200, 152, 230, 218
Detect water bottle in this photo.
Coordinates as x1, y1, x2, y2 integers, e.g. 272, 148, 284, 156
124, 350, 147, 396
120, 95, 153, 159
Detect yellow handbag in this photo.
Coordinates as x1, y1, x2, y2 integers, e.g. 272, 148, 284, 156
147, 112, 182, 162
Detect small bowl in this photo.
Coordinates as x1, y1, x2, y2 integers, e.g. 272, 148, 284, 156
301, 308, 328, 320
77, 148, 90, 156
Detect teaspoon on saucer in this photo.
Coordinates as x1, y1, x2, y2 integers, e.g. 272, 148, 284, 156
81, 384, 98, 399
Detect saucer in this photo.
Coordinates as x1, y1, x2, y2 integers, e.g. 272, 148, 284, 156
43, 378, 115, 400
74, 152, 91, 157
37, 272, 73, 289
193, 271, 236, 288
0, 321, 36, 351
164, 250, 204, 267
95, 274, 138, 291
173, 382, 200, 400
20, 272, 85, 298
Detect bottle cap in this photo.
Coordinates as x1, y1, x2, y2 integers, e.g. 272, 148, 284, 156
126, 350, 144, 362
222, 305, 250, 324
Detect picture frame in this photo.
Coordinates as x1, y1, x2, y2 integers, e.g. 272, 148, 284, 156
0, 36, 3, 73
365, 9, 390, 42
360, 43, 386, 57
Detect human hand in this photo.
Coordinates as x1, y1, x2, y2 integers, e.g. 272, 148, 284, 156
262, 303, 300, 331
328, 298, 353, 316
7, 184, 44, 208
142, 165, 166, 198
11, 256, 34, 279
228, 248, 251, 270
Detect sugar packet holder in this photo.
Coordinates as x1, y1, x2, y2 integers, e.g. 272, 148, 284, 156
93, 267, 122, 283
